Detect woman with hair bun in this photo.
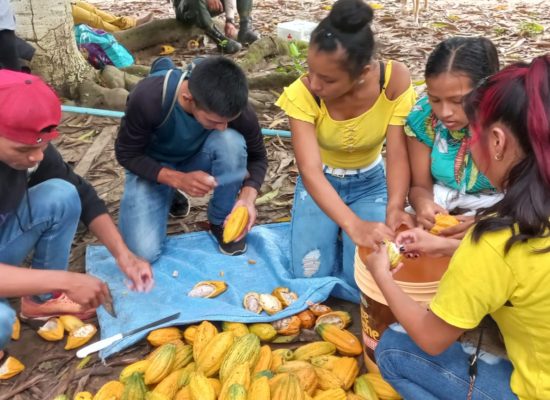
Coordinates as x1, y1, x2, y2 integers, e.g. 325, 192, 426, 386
276, 0, 416, 299
367, 54, 550, 400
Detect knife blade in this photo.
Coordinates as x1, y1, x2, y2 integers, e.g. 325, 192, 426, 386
103, 286, 116, 318
76, 312, 180, 358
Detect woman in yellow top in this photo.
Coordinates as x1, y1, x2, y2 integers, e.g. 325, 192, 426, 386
367, 55, 550, 399
276, 0, 416, 300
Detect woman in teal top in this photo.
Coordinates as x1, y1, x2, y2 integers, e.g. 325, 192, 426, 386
406, 37, 502, 238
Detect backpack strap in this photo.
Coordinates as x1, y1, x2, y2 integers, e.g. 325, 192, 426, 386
157, 68, 186, 129
379, 61, 386, 93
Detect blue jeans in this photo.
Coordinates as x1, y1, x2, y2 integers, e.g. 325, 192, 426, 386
290, 163, 387, 301
375, 326, 517, 400
119, 128, 248, 262
0, 179, 81, 349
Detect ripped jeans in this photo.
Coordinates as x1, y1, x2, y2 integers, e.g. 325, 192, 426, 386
290, 163, 387, 302
375, 326, 517, 400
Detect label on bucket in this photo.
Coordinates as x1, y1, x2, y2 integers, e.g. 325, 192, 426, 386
360, 292, 397, 362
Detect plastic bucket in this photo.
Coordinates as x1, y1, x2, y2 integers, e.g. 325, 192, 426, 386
354, 246, 450, 372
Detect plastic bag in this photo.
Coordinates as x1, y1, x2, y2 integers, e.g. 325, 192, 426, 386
74, 24, 134, 69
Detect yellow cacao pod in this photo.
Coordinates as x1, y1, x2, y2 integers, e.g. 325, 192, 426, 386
73, 392, 93, 400
144, 343, 177, 385
310, 355, 341, 370
315, 324, 362, 356
271, 316, 301, 336
121, 372, 147, 400
209, 378, 222, 397
192, 321, 218, 362
145, 393, 170, 400
65, 323, 97, 350
252, 345, 273, 374
313, 388, 346, 400
120, 359, 151, 383
249, 323, 277, 342
346, 393, 367, 400
332, 357, 359, 391
219, 333, 260, 382
174, 387, 190, 400
293, 341, 336, 362
313, 367, 343, 390
183, 325, 197, 345
0, 356, 24, 380
363, 373, 401, 400
37, 318, 64, 341
177, 362, 196, 388
227, 383, 247, 400
276, 361, 318, 396
93, 380, 124, 400
430, 213, 460, 235
270, 372, 305, 400
308, 304, 332, 317
173, 341, 194, 370
189, 371, 216, 400
248, 375, 270, 400
314, 311, 352, 330
223, 206, 249, 243
222, 322, 249, 338
153, 368, 184, 399
11, 316, 20, 340
59, 315, 85, 333
147, 327, 182, 347
353, 374, 380, 400
219, 362, 251, 400
196, 331, 235, 377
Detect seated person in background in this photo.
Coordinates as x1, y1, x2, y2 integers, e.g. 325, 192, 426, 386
172, 0, 259, 54
115, 56, 267, 260
275, 0, 416, 299
71, 1, 153, 33
367, 53, 550, 400
406, 37, 502, 238
0, 70, 154, 377
0, 0, 34, 72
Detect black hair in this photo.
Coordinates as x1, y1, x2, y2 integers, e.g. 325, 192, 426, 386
425, 37, 500, 86
464, 55, 550, 253
188, 56, 248, 118
310, 0, 375, 78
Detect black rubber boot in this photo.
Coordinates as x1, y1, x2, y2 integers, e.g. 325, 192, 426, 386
237, 18, 260, 45
205, 25, 242, 54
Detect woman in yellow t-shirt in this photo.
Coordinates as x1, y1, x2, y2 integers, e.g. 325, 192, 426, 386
366, 55, 550, 399
275, 0, 416, 300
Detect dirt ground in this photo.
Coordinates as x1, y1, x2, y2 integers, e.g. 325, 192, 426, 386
2, 0, 550, 398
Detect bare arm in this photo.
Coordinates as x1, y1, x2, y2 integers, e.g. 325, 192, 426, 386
407, 137, 447, 229
385, 125, 414, 230
291, 118, 394, 248
88, 214, 154, 292
365, 248, 464, 354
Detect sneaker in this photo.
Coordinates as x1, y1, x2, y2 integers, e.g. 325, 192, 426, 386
170, 190, 191, 218
20, 293, 96, 322
210, 223, 247, 256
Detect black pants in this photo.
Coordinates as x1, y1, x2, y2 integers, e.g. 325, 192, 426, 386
173, 0, 252, 29
0, 30, 35, 71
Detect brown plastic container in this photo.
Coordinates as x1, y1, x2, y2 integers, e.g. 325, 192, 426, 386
354, 246, 450, 372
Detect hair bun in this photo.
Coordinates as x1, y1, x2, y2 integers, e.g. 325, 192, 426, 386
329, 0, 374, 33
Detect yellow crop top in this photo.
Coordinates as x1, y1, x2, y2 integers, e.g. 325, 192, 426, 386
275, 61, 417, 169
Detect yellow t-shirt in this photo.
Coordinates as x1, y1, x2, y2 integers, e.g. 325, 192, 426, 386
275, 61, 416, 169
430, 229, 550, 400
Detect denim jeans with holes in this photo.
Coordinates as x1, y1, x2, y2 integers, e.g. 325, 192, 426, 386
290, 163, 387, 302
0, 179, 81, 347
119, 128, 248, 263
375, 326, 518, 400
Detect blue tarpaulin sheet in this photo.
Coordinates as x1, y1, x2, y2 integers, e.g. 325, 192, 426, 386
86, 223, 359, 358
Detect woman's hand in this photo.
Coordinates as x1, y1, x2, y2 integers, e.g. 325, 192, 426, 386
347, 219, 395, 250
386, 207, 415, 231
415, 199, 448, 230
396, 227, 459, 258
438, 214, 475, 239
364, 243, 403, 279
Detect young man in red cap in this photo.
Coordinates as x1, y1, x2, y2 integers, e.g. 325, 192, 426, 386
0, 70, 154, 378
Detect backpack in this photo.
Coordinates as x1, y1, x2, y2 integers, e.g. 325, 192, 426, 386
149, 56, 205, 128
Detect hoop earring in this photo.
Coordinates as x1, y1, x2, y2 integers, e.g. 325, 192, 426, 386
358, 79, 365, 85
495, 153, 503, 161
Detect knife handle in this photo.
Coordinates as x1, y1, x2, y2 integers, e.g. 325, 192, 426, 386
76, 333, 123, 358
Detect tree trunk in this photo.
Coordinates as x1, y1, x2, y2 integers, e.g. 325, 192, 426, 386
12, 0, 94, 98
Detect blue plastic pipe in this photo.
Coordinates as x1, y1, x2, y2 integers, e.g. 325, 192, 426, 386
61, 105, 291, 138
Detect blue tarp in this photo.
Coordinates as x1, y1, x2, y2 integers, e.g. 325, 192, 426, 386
86, 223, 359, 358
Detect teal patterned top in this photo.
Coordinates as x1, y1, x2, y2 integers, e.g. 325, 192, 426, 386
404, 95, 496, 195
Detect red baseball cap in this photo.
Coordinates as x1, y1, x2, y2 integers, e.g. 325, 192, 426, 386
0, 70, 61, 145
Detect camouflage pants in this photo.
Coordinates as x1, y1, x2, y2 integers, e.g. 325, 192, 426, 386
173, 0, 252, 29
